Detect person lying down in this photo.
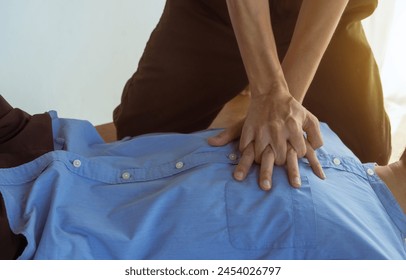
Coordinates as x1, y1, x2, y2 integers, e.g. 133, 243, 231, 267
0, 95, 405, 260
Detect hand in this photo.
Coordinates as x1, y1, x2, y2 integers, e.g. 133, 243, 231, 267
233, 140, 325, 191
208, 100, 325, 190
240, 92, 323, 166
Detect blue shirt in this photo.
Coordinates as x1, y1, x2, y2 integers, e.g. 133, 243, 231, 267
0, 111, 405, 259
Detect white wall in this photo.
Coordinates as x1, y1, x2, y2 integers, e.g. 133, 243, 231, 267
0, 0, 165, 125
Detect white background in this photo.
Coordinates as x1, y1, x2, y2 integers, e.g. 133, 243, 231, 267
1, 260, 406, 280
0, 0, 165, 124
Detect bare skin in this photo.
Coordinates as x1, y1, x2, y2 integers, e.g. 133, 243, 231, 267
208, 0, 349, 191
375, 154, 406, 214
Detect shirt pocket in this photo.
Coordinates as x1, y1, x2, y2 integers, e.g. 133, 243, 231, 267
225, 169, 316, 250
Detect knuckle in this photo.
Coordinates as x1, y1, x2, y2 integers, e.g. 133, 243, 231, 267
309, 137, 323, 149
269, 121, 282, 135
286, 118, 301, 135
296, 146, 306, 158
307, 112, 318, 122
316, 138, 324, 148
287, 145, 296, 155
307, 119, 318, 130
263, 146, 274, 156
275, 154, 286, 166
288, 143, 306, 159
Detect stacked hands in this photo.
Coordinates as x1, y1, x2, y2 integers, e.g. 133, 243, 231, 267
206, 0, 350, 191
208, 92, 325, 191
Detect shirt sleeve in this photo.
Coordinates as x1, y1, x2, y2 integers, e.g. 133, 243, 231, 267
0, 95, 54, 260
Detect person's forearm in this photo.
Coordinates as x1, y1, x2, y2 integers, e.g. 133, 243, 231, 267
282, 0, 349, 103
225, 0, 288, 97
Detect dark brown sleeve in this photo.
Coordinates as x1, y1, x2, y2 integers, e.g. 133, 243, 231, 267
0, 95, 54, 259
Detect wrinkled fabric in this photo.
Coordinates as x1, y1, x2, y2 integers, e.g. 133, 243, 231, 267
0, 112, 404, 260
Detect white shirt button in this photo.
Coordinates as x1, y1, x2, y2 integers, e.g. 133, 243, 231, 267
333, 158, 341, 165
72, 159, 82, 168
175, 161, 184, 169
367, 168, 375, 176
228, 153, 238, 161
121, 172, 131, 180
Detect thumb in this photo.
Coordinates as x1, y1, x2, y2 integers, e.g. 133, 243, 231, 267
208, 122, 243, 147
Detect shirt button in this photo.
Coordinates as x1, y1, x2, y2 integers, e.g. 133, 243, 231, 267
175, 161, 184, 169
333, 158, 341, 166
367, 168, 375, 176
228, 153, 238, 161
121, 172, 131, 180
72, 159, 82, 168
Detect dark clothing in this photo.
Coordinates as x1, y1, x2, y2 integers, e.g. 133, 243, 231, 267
113, 0, 391, 165
0, 95, 54, 260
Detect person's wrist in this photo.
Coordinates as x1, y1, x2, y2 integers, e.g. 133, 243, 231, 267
248, 66, 287, 95
250, 79, 289, 99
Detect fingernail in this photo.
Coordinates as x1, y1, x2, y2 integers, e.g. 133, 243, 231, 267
234, 171, 244, 181
262, 180, 271, 191
293, 177, 301, 187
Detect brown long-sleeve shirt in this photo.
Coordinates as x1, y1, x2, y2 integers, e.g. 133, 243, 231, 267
0, 95, 54, 259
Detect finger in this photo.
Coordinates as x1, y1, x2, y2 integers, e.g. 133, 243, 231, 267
286, 145, 301, 188
239, 125, 254, 152
254, 132, 269, 164
259, 146, 275, 191
234, 143, 255, 181
286, 121, 307, 158
208, 121, 243, 147
305, 141, 326, 180
289, 136, 307, 159
269, 123, 287, 165
303, 114, 323, 149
